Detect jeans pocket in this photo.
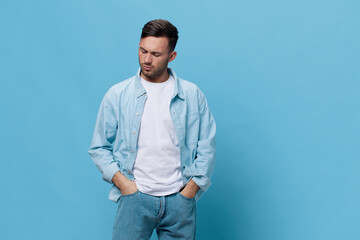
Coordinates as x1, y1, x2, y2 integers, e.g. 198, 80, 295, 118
121, 190, 140, 198
178, 192, 195, 201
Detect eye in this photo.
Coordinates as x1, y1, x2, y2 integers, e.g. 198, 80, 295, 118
153, 53, 161, 57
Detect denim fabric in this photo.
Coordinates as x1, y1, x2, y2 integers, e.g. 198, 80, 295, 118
88, 68, 216, 202
113, 191, 196, 240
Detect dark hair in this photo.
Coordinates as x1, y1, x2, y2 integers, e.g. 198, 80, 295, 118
141, 19, 179, 51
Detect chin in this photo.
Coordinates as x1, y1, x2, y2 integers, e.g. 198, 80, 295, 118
142, 69, 157, 78
142, 71, 152, 78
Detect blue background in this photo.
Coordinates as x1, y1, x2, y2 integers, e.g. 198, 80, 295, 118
1, 0, 359, 239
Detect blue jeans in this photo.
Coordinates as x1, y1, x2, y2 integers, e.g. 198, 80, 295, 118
112, 190, 196, 240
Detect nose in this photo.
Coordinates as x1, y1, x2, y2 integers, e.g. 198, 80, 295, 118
144, 53, 152, 64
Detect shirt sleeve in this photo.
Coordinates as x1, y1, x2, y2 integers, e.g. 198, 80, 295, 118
88, 90, 120, 184
190, 90, 216, 192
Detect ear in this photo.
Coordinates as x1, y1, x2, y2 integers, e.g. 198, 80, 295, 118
168, 51, 177, 62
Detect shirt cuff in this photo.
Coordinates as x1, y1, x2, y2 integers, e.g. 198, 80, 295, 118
191, 175, 212, 192
102, 162, 120, 184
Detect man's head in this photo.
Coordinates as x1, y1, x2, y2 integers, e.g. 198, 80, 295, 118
138, 19, 178, 82
141, 19, 179, 52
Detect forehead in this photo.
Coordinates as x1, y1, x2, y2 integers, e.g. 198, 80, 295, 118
139, 36, 170, 52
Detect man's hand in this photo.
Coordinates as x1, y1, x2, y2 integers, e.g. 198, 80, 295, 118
112, 171, 138, 195
180, 179, 200, 199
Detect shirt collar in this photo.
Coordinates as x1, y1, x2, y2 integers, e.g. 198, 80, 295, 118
135, 68, 184, 100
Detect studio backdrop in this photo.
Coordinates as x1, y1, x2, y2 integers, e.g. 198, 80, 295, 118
1, 0, 359, 239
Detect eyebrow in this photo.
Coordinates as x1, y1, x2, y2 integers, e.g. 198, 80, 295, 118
139, 46, 162, 55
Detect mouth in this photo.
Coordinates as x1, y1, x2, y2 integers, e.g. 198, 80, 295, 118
142, 64, 152, 71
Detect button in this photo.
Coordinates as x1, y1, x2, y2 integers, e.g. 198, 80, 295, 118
131, 150, 134, 153
136, 113, 140, 116
132, 131, 136, 135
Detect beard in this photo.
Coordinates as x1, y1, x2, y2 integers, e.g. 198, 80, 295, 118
139, 61, 169, 80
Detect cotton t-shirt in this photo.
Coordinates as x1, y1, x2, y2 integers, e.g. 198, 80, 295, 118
133, 75, 183, 196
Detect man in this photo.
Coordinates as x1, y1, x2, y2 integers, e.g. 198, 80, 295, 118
88, 19, 216, 240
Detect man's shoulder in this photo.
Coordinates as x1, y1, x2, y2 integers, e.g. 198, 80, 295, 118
102, 75, 138, 102
107, 76, 135, 94
178, 77, 197, 89
177, 77, 205, 99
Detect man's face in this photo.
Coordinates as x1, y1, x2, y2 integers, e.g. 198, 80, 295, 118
138, 36, 176, 82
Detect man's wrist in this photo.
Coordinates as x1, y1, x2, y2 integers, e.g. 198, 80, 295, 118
181, 179, 200, 198
112, 171, 128, 188
187, 180, 200, 192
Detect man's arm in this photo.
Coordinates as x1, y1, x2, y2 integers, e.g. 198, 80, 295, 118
182, 90, 216, 198
88, 91, 120, 184
88, 90, 139, 195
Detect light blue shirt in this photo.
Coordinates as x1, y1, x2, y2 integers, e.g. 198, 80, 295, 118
88, 68, 216, 202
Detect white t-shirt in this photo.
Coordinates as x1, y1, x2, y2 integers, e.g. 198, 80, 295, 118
133, 75, 183, 196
